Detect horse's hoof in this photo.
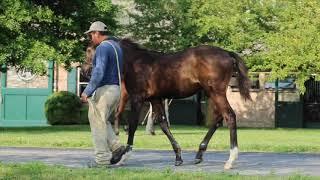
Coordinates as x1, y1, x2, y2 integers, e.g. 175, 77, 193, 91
224, 161, 232, 170
194, 158, 203, 164
125, 145, 133, 152
175, 160, 183, 166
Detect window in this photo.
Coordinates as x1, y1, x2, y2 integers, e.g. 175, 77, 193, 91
77, 67, 89, 96
264, 78, 296, 90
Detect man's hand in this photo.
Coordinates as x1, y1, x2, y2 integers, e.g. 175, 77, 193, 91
81, 93, 88, 103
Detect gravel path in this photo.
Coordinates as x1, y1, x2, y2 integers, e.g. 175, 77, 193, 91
1, 147, 320, 176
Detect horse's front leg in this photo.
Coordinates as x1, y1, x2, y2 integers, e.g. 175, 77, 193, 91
114, 81, 129, 135
126, 97, 143, 152
152, 100, 183, 166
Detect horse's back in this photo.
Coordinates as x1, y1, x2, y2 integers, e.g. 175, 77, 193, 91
122, 40, 236, 100
146, 45, 234, 98
179, 45, 235, 93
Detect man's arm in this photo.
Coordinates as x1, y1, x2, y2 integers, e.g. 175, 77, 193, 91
82, 46, 108, 99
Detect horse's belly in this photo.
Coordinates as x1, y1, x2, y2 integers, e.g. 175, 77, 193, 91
153, 83, 201, 99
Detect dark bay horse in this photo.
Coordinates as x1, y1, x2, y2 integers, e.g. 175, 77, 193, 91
119, 39, 251, 169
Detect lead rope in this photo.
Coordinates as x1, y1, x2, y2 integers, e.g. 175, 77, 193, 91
102, 40, 122, 93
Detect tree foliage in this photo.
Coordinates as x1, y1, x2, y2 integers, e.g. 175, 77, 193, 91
125, 0, 199, 52
261, 1, 320, 91
2, 0, 320, 92
0, 0, 118, 74
126, 0, 320, 92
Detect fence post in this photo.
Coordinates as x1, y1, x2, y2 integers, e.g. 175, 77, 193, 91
48, 60, 54, 93
1, 65, 7, 121
274, 79, 279, 127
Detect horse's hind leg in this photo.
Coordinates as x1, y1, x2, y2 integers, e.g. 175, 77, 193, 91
213, 94, 238, 169
194, 103, 223, 164
151, 100, 183, 166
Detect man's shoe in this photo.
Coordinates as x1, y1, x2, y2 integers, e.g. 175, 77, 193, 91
110, 145, 131, 165
87, 160, 108, 168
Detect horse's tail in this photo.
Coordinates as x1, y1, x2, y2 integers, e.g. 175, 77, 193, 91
228, 51, 252, 101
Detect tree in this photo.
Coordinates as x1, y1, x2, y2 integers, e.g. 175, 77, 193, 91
125, 0, 199, 52
126, 0, 320, 92
261, 1, 320, 91
0, 0, 118, 74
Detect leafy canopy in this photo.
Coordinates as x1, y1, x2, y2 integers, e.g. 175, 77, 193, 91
0, 0, 118, 74
2, 0, 320, 92
126, 0, 320, 92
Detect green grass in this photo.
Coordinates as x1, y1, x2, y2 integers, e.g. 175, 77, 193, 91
1, 125, 320, 153
0, 162, 316, 180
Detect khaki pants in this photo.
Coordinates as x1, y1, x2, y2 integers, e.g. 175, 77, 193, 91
145, 100, 170, 134
87, 85, 122, 165
146, 103, 154, 134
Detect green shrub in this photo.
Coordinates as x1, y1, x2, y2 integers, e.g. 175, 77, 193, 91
45, 91, 83, 125
79, 103, 89, 124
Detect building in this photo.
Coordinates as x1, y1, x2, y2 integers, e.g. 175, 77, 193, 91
1, 63, 319, 128
0, 62, 78, 127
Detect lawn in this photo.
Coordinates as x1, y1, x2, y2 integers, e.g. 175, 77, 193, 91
1, 125, 320, 153
0, 162, 317, 180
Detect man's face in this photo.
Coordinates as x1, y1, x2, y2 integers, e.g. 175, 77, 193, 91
89, 32, 99, 45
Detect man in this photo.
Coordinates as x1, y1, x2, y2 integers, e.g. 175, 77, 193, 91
145, 99, 171, 135
82, 21, 128, 168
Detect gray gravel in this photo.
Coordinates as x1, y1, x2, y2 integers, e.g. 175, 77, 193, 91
0, 147, 320, 176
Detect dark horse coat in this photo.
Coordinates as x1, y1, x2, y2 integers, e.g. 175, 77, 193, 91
119, 39, 251, 169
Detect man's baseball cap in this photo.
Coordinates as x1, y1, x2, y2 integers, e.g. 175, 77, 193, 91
84, 21, 108, 34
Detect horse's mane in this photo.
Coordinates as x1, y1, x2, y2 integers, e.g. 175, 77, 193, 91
119, 38, 143, 51
119, 38, 163, 57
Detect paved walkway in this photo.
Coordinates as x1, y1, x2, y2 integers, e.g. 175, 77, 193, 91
0, 147, 320, 176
